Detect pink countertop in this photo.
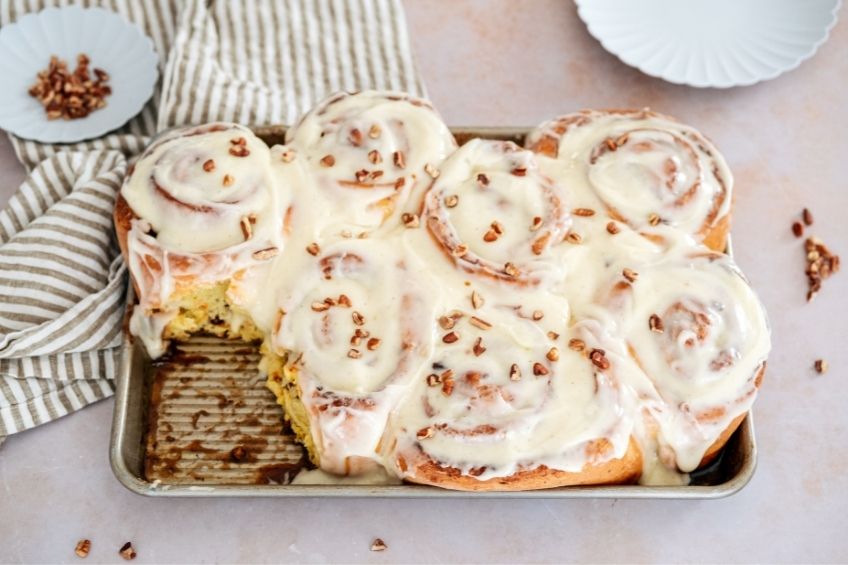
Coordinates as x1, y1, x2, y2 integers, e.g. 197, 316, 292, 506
1, 1, 846, 562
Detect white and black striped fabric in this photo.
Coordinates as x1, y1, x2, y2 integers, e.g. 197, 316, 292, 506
0, 0, 425, 445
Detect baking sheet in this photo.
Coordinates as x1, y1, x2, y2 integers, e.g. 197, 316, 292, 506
109, 126, 757, 498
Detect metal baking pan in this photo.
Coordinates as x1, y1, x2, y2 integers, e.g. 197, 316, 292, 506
109, 126, 757, 498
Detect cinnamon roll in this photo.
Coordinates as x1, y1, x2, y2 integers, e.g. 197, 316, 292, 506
384, 297, 641, 491
526, 110, 732, 251
114, 95, 772, 490
285, 90, 456, 234
423, 139, 571, 285
267, 239, 437, 474
600, 248, 769, 473
115, 123, 293, 356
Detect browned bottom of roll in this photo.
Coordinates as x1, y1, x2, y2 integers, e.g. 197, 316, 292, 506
398, 437, 643, 492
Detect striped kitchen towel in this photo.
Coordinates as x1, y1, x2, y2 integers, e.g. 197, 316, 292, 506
0, 0, 426, 445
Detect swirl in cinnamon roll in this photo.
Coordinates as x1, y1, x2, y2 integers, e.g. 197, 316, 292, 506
423, 139, 571, 285
116, 123, 294, 356
384, 297, 641, 491
269, 238, 437, 474
599, 248, 769, 472
285, 90, 456, 233
526, 110, 732, 251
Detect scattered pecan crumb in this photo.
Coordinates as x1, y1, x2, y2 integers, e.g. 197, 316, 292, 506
367, 337, 381, 351
347, 348, 362, 359
29, 54, 111, 120
368, 149, 382, 164
239, 215, 253, 241
119, 542, 136, 561
251, 247, 278, 261
74, 539, 91, 559
202, 159, 215, 172
622, 268, 638, 283
311, 301, 330, 312
401, 213, 419, 228
416, 427, 434, 440
649, 314, 664, 333
565, 232, 583, 244
442, 331, 460, 344
472, 336, 486, 356
814, 359, 829, 374
469, 316, 492, 330
306, 242, 320, 256
792, 222, 804, 238
441, 375, 455, 395
568, 338, 585, 352
320, 154, 335, 167
445, 194, 459, 208
370, 538, 388, 552
471, 290, 484, 309
573, 208, 595, 217
606, 221, 620, 235
509, 363, 521, 381
648, 213, 661, 226
352, 311, 365, 326
530, 216, 543, 232
802, 208, 814, 226
504, 262, 519, 277
546, 347, 559, 362
477, 173, 490, 186
589, 348, 610, 370
222, 174, 235, 187
532, 362, 549, 376
425, 163, 440, 178
281, 149, 296, 162
229, 145, 250, 158
804, 236, 840, 302
393, 151, 406, 169
368, 124, 382, 138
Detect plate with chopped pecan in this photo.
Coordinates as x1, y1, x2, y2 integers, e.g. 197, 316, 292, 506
0, 5, 157, 143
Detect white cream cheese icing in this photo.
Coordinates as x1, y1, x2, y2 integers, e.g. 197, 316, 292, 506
121, 93, 771, 487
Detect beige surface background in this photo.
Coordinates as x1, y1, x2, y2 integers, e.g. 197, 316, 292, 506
1, 1, 847, 562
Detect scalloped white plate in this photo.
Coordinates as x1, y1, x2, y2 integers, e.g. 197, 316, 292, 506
575, 0, 841, 88
0, 6, 158, 143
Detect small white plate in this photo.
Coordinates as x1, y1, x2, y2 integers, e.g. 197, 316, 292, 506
0, 6, 158, 143
575, 0, 841, 88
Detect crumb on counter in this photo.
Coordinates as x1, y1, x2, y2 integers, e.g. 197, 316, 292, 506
370, 538, 388, 552
119, 542, 137, 561
804, 236, 840, 302
74, 539, 91, 559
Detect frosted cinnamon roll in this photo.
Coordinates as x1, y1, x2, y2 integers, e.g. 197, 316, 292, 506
526, 110, 732, 251
115, 123, 292, 356
285, 90, 456, 233
384, 301, 641, 491
267, 239, 437, 474
423, 139, 571, 285
601, 249, 769, 472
